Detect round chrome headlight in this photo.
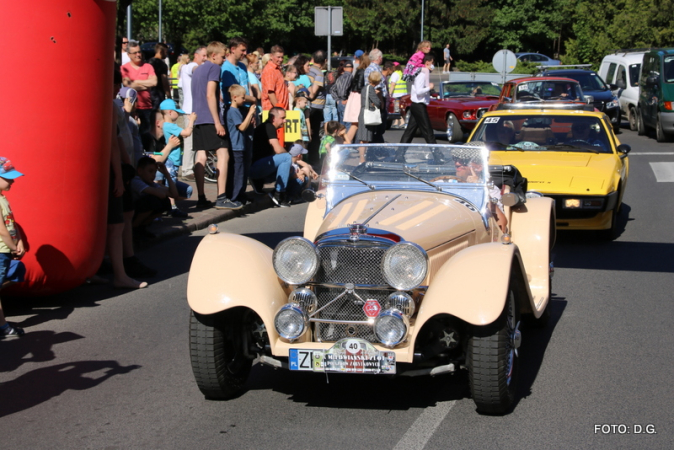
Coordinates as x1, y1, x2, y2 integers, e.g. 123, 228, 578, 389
273, 237, 319, 285
385, 291, 415, 317
525, 190, 544, 199
381, 242, 428, 290
274, 304, 308, 341
374, 309, 409, 348
288, 288, 317, 314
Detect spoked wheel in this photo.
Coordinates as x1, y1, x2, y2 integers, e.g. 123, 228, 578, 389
467, 289, 521, 415
193, 150, 218, 183
189, 310, 253, 400
446, 113, 463, 143
628, 107, 637, 131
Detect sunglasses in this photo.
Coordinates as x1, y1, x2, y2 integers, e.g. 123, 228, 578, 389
454, 160, 469, 167
129, 51, 142, 55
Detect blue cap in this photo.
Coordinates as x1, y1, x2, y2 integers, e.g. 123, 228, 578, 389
354, 50, 364, 58
159, 99, 185, 114
0, 157, 23, 179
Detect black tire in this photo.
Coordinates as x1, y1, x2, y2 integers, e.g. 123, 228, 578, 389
599, 205, 620, 240
446, 113, 463, 143
613, 123, 621, 135
189, 310, 252, 400
193, 151, 218, 183
467, 289, 520, 415
628, 107, 637, 131
656, 114, 672, 142
636, 108, 646, 136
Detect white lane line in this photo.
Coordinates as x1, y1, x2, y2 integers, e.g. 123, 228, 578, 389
629, 152, 674, 155
650, 162, 674, 182
393, 400, 456, 450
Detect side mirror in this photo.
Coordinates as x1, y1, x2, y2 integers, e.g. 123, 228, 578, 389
301, 189, 317, 203
585, 95, 594, 104
618, 144, 631, 159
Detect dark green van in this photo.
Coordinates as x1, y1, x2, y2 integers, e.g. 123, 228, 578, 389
637, 48, 674, 142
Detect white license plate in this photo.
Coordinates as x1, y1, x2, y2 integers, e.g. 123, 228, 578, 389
289, 338, 396, 374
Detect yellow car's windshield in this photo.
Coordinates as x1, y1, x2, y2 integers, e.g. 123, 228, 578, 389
471, 114, 612, 154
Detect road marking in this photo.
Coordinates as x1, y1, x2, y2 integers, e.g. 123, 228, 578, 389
629, 152, 674, 155
393, 400, 456, 450
650, 162, 674, 182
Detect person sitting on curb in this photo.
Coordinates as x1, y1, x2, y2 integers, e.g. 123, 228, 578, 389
249, 107, 292, 207
131, 156, 182, 240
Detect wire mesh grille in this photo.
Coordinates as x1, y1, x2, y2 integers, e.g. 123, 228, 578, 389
314, 244, 388, 285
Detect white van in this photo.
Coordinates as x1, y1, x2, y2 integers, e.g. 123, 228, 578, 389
599, 49, 646, 130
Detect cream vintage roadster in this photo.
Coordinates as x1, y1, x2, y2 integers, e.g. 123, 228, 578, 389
187, 144, 555, 415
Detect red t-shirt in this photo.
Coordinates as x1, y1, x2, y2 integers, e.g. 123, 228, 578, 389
121, 62, 156, 110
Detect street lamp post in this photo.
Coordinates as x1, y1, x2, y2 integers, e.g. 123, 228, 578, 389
158, 0, 162, 42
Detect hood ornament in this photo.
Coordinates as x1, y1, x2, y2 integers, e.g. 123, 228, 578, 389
349, 223, 368, 242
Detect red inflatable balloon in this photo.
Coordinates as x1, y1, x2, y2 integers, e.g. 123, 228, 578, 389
0, 0, 117, 295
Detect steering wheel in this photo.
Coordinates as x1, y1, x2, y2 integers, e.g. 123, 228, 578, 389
430, 175, 461, 183
566, 139, 590, 146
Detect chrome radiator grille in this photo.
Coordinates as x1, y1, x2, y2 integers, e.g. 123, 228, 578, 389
314, 244, 388, 285
312, 240, 393, 343
315, 287, 389, 342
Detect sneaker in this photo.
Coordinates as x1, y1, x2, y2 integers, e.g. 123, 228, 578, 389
170, 207, 189, 218
249, 177, 265, 194
124, 256, 157, 278
197, 196, 213, 209
215, 197, 244, 210
0, 324, 25, 339
269, 191, 291, 207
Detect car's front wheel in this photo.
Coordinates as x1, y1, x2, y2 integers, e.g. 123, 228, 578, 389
446, 113, 463, 143
467, 289, 520, 415
628, 106, 638, 131
189, 310, 252, 400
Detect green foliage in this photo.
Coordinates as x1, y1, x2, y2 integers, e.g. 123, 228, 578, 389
117, 0, 674, 67
454, 60, 539, 75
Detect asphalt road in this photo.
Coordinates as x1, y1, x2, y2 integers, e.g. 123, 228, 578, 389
1, 125, 673, 449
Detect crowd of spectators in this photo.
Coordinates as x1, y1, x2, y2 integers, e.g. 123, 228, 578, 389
108, 36, 441, 286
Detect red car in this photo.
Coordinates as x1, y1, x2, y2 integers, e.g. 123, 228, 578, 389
393, 81, 501, 142
493, 76, 588, 109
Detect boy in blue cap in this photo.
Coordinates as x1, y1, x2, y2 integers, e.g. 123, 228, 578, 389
0, 157, 27, 338
157, 99, 197, 217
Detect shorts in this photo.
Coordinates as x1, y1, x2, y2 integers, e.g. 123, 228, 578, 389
134, 194, 171, 215
107, 168, 124, 225
0, 252, 25, 285
193, 124, 230, 152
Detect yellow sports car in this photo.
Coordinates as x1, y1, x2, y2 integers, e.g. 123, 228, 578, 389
467, 104, 630, 238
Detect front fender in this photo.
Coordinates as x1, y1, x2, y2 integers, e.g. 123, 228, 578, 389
187, 233, 286, 347
416, 243, 524, 328
510, 196, 555, 318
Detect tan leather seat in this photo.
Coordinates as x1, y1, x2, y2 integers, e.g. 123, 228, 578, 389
519, 126, 554, 144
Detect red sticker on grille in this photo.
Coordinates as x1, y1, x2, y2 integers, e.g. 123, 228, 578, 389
363, 299, 381, 318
